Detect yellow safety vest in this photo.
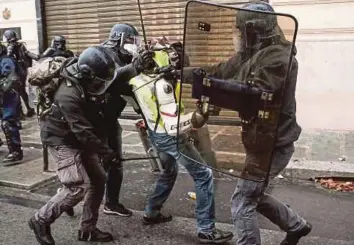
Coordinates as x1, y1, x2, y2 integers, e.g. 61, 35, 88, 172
129, 50, 185, 127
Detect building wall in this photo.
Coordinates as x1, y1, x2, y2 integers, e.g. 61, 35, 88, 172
272, 0, 354, 131
0, 0, 39, 53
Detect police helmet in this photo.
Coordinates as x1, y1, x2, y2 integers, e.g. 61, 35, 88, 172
51, 35, 66, 50
236, 1, 278, 42
108, 23, 141, 57
78, 46, 119, 96
3, 30, 18, 42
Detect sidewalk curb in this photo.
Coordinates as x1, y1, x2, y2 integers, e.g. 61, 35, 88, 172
0, 174, 57, 190
18, 118, 354, 180
281, 160, 354, 180
18, 141, 354, 179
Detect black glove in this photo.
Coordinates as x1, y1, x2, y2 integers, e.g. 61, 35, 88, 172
6, 43, 15, 58
132, 50, 155, 73
101, 153, 121, 170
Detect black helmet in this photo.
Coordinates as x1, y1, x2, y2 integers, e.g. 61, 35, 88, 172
236, 1, 278, 49
3, 30, 18, 42
51, 35, 66, 50
109, 23, 139, 41
107, 23, 141, 61
78, 46, 119, 96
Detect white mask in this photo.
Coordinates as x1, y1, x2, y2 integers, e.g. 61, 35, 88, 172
123, 43, 138, 56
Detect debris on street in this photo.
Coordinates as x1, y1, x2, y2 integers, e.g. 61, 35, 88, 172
187, 191, 196, 200
316, 178, 354, 192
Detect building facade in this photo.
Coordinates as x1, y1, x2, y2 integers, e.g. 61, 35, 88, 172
2, 0, 354, 135
0, 0, 39, 53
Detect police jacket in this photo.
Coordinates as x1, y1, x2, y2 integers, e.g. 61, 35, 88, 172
98, 43, 136, 151
0, 55, 15, 77
40, 58, 114, 159
210, 42, 301, 148
0, 55, 20, 91
7, 42, 39, 71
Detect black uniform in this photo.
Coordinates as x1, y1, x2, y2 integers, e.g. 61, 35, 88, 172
98, 40, 136, 215
33, 56, 115, 245
3, 30, 39, 119
206, 2, 312, 245
96, 23, 141, 216
40, 58, 113, 156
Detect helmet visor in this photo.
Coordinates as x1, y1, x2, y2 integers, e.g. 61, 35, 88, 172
121, 34, 143, 57
86, 64, 120, 96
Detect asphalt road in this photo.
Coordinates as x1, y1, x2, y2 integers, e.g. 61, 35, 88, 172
1, 158, 354, 244
29, 159, 354, 242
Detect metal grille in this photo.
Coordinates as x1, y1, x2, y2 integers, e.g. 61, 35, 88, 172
43, 0, 248, 119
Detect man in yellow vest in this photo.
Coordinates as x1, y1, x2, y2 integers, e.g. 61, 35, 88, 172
125, 47, 234, 244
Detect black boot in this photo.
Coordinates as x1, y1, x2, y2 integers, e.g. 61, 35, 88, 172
142, 213, 172, 225
28, 216, 55, 245
78, 228, 113, 242
2, 150, 23, 163
280, 222, 312, 245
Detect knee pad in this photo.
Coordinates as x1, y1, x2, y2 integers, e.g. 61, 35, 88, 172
1, 120, 15, 134
1, 120, 11, 130
2, 119, 19, 131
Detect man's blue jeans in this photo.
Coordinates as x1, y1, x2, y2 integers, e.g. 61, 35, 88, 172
231, 143, 306, 245
145, 130, 215, 233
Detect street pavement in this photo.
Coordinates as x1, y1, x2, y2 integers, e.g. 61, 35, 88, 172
0, 115, 354, 244
1, 159, 354, 245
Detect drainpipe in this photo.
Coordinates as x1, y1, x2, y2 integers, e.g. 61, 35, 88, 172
35, 0, 47, 53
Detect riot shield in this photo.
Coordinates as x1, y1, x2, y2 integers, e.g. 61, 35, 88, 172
178, 0, 298, 182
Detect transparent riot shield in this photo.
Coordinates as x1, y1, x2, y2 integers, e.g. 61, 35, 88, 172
178, 0, 298, 182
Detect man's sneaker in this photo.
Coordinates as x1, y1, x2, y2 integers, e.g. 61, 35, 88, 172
103, 203, 133, 217
56, 188, 74, 216
280, 222, 312, 245
198, 229, 234, 244
2, 150, 23, 163
78, 228, 113, 242
28, 216, 55, 245
142, 213, 172, 225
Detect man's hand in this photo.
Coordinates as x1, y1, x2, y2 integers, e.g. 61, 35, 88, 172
191, 101, 210, 129
132, 50, 155, 73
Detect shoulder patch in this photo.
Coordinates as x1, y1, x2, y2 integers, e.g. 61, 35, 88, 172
163, 84, 173, 94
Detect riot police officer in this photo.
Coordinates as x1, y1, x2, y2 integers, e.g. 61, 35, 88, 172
28, 45, 152, 244
97, 23, 151, 217
41, 35, 75, 217
3, 29, 38, 117
201, 2, 312, 245
0, 42, 23, 162
41, 35, 74, 58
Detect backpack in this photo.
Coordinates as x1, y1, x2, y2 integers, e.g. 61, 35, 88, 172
28, 56, 68, 118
